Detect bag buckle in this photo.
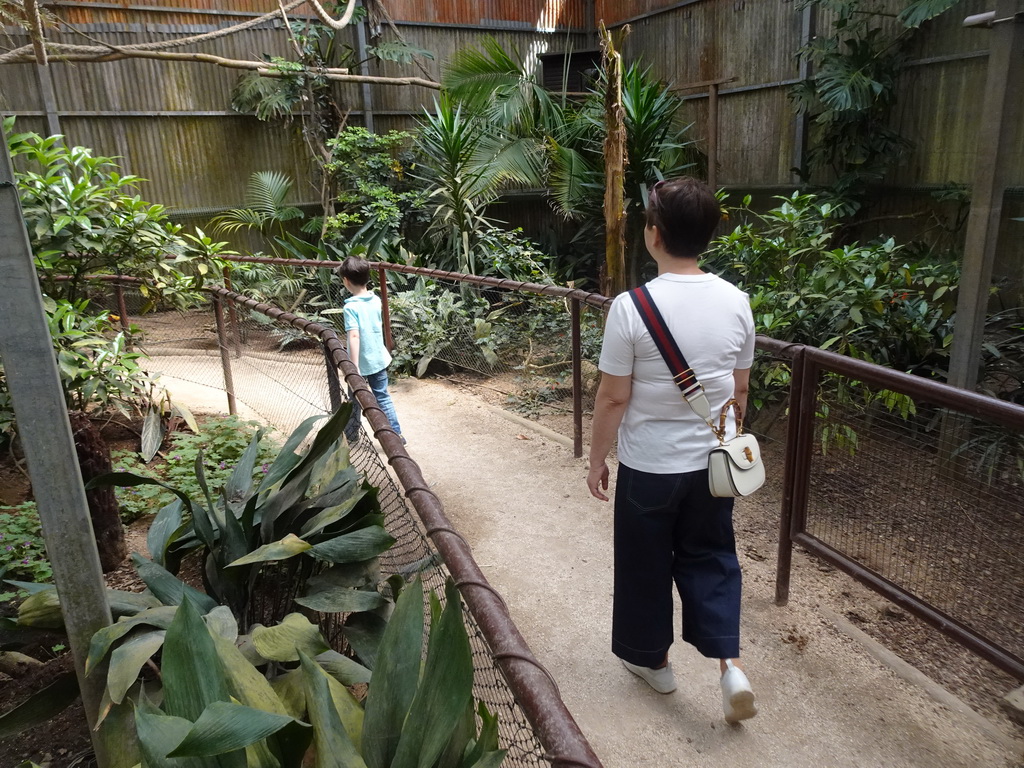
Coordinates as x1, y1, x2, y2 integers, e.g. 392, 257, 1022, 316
680, 382, 712, 425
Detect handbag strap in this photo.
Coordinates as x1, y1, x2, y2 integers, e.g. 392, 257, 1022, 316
628, 285, 713, 425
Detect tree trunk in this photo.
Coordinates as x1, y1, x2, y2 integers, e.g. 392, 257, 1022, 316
69, 411, 127, 572
601, 24, 628, 298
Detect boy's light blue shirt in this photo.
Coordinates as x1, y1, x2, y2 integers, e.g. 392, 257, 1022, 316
343, 292, 392, 375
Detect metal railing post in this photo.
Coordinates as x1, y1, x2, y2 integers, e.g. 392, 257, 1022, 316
775, 349, 818, 605
222, 265, 243, 358
324, 339, 343, 413
213, 295, 237, 416
377, 265, 394, 352
571, 298, 583, 458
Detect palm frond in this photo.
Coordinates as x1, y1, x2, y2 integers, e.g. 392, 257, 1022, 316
898, 0, 960, 28
245, 171, 295, 216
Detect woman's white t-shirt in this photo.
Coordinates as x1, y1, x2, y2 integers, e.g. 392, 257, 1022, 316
598, 272, 756, 474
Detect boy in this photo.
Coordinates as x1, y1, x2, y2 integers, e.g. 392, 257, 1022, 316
338, 256, 404, 444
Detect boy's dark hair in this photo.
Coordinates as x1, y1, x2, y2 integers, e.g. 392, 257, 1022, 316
339, 255, 371, 287
644, 177, 722, 259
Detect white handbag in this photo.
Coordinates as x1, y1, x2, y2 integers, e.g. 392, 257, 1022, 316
707, 400, 765, 498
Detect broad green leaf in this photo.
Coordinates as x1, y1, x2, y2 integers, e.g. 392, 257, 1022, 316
321, 660, 366, 752
227, 534, 312, 567
162, 597, 231, 721
225, 429, 264, 503
140, 405, 164, 463
315, 650, 372, 687
87, 606, 179, 674
211, 633, 288, 716
169, 701, 304, 757
310, 527, 396, 564
270, 669, 307, 719
463, 752, 507, 768
304, 560, 380, 592
147, 499, 185, 569
16, 588, 64, 629
107, 629, 166, 704
299, 494, 367, 539
294, 586, 387, 614
391, 580, 474, 768
131, 554, 218, 614
281, 406, 353, 489
171, 400, 200, 434
134, 701, 207, 768
251, 613, 330, 662
204, 606, 239, 641
259, 414, 325, 491
342, 612, 388, 670
461, 702, 503, 768
299, 652, 368, 768
361, 578, 424, 768
0, 671, 79, 737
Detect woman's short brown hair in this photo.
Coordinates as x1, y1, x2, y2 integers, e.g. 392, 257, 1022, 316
644, 177, 721, 259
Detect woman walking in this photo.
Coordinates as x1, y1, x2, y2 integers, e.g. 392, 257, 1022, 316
586, 177, 758, 723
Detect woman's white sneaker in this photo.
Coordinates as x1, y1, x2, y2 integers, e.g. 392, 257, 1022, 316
721, 660, 757, 723
621, 659, 677, 694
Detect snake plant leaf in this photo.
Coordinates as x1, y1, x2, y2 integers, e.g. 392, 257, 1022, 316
0, 670, 78, 738
299, 651, 368, 768
86, 471, 211, 547
131, 554, 218, 614
307, 438, 351, 498
107, 588, 164, 617
204, 605, 239, 641
224, 428, 264, 503
361, 577, 425, 768
3, 580, 51, 595
251, 613, 330, 662
462, 752, 508, 768
299, 494, 368, 539
227, 533, 312, 567
294, 585, 387, 614
87, 606, 179, 675
314, 650, 372, 687
107, 629, 166, 704
147, 498, 185, 568
341, 611, 388, 670
162, 596, 232, 722
193, 450, 221, 528
168, 701, 305, 757
320, 659, 367, 752
309, 526, 396, 564
437, 697, 475, 768
391, 579, 474, 768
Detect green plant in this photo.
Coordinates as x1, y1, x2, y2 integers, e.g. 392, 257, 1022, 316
5, 119, 202, 309
111, 415, 278, 523
0, 297, 158, 445
389, 280, 499, 377
790, 0, 962, 214
0, 503, 51, 596
211, 171, 307, 256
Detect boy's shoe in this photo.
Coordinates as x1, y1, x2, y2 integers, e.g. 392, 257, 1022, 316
621, 659, 677, 694
721, 660, 757, 723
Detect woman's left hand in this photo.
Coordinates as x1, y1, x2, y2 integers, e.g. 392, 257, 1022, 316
587, 461, 610, 501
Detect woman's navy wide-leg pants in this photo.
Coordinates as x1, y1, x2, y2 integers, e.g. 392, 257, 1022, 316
612, 462, 742, 667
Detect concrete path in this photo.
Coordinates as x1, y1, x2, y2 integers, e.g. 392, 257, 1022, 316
389, 377, 1022, 768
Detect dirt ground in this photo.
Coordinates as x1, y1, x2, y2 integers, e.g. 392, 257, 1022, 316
386, 376, 1024, 768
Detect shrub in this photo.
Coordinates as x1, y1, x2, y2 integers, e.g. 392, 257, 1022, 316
0, 503, 51, 593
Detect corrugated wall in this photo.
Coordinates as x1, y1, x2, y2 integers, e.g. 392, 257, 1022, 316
2, 0, 1020, 280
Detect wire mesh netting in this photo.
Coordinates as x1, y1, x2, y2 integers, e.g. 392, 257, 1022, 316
252, 264, 606, 426
804, 372, 1024, 664
117, 288, 549, 765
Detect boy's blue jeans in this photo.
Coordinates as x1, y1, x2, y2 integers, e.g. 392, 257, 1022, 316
345, 368, 402, 441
